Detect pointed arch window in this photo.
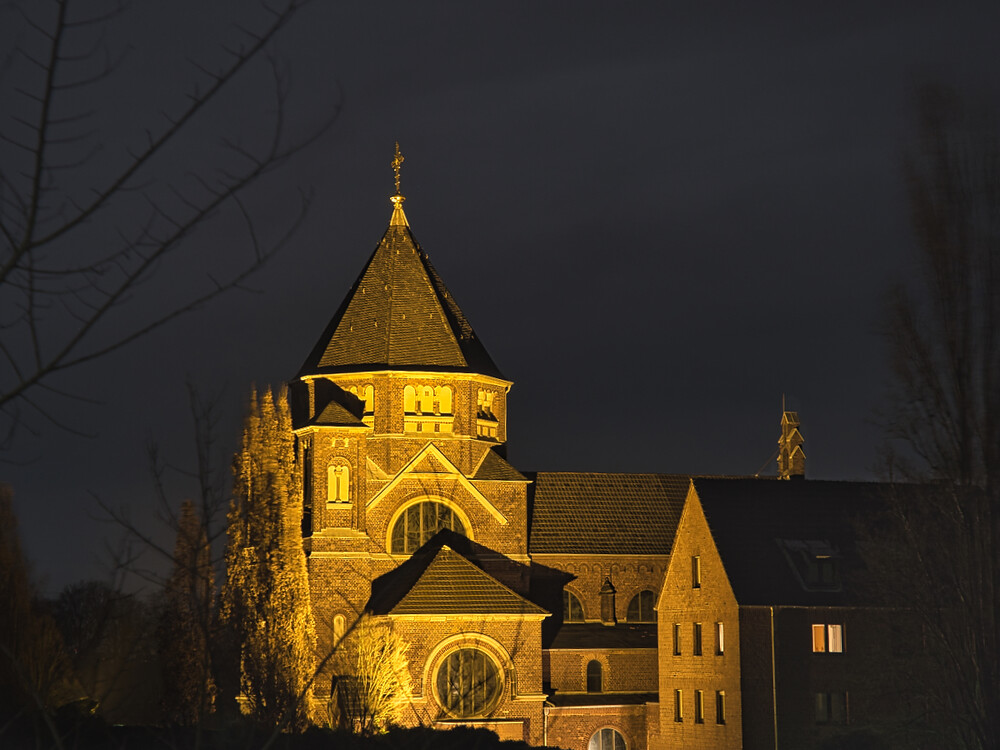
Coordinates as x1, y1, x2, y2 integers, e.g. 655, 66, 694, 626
327, 463, 350, 503
626, 590, 656, 622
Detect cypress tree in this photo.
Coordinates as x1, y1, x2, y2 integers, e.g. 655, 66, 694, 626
221, 387, 316, 730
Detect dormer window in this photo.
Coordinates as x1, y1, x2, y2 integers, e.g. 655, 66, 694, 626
777, 539, 841, 591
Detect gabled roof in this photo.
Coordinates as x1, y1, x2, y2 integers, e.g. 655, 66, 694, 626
299, 206, 503, 379
369, 538, 546, 617
693, 477, 886, 606
527, 473, 690, 555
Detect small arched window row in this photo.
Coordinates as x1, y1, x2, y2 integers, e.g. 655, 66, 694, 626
327, 463, 351, 503
627, 590, 657, 623
390, 501, 467, 555
563, 590, 585, 622
476, 389, 498, 438
347, 384, 375, 415
403, 385, 453, 416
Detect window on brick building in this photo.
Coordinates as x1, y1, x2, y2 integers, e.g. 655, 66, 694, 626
693, 623, 703, 656
715, 622, 725, 655
692, 555, 701, 588
588, 728, 626, 750
673, 623, 681, 655
815, 692, 848, 724
390, 501, 467, 554
333, 614, 346, 644
812, 623, 844, 653
563, 590, 584, 622
694, 690, 704, 723
586, 660, 603, 693
674, 689, 683, 721
716, 691, 726, 724
626, 590, 656, 622
327, 463, 350, 503
435, 648, 501, 718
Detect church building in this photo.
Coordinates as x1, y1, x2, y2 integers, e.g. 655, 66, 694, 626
287, 150, 916, 750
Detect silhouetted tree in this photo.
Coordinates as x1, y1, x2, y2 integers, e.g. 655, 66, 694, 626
874, 83, 1000, 750
221, 387, 316, 730
0, 485, 73, 731
159, 499, 216, 725
0, 0, 334, 446
329, 614, 411, 734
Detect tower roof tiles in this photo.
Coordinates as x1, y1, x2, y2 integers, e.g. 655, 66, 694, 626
299, 206, 503, 379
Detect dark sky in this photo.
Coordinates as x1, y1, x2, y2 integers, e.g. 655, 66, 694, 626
5, 1, 1000, 595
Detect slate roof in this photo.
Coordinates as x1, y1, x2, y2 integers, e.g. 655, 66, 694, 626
472, 448, 527, 481
368, 536, 546, 617
693, 477, 886, 607
299, 209, 503, 379
527, 473, 690, 555
548, 623, 658, 650
287, 378, 366, 429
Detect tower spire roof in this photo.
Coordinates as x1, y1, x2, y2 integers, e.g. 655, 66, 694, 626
298, 146, 503, 379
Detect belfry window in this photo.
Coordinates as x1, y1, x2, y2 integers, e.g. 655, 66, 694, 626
626, 590, 656, 622
390, 501, 467, 554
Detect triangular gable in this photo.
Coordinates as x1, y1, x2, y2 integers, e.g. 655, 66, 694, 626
471, 447, 527, 481
389, 546, 547, 616
367, 442, 508, 525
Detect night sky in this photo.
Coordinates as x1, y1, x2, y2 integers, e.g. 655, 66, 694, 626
5, 1, 1000, 595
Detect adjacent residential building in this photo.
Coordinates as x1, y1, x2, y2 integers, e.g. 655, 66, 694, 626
287, 170, 922, 750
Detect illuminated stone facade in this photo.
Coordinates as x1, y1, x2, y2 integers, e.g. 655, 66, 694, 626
288, 182, 921, 750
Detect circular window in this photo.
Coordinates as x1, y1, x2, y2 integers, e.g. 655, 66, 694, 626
589, 728, 626, 750
435, 648, 501, 718
390, 501, 467, 554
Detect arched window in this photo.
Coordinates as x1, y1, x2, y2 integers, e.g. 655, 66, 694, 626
435, 648, 501, 718
362, 384, 374, 415
333, 614, 346, 644
403, 385, 416, 413
390, 501, 467, 554
327, 463, 350, 503
435, 385, 453, 415
627, 590, 656, 622
563, 590, 585, 622
588, 728, 626, 750
586, 660, 603, 693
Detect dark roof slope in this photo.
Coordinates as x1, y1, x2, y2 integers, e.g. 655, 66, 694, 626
527, 473, 690, 555
368, 531, 546, 617
548, 623, 657, 650
299, 216, 503, 379
694, 477, 885, 607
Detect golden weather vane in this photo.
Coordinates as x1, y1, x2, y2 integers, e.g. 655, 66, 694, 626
392, 142, 404, 196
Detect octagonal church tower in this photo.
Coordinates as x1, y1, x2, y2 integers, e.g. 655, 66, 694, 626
289, 151, 541, 733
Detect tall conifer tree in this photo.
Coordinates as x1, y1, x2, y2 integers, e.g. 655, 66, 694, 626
221, 387, 316, 730
160, 499, 216, 724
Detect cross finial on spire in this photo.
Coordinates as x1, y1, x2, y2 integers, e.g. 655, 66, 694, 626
392, 142, 404, 197
389, 142, 409, 226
